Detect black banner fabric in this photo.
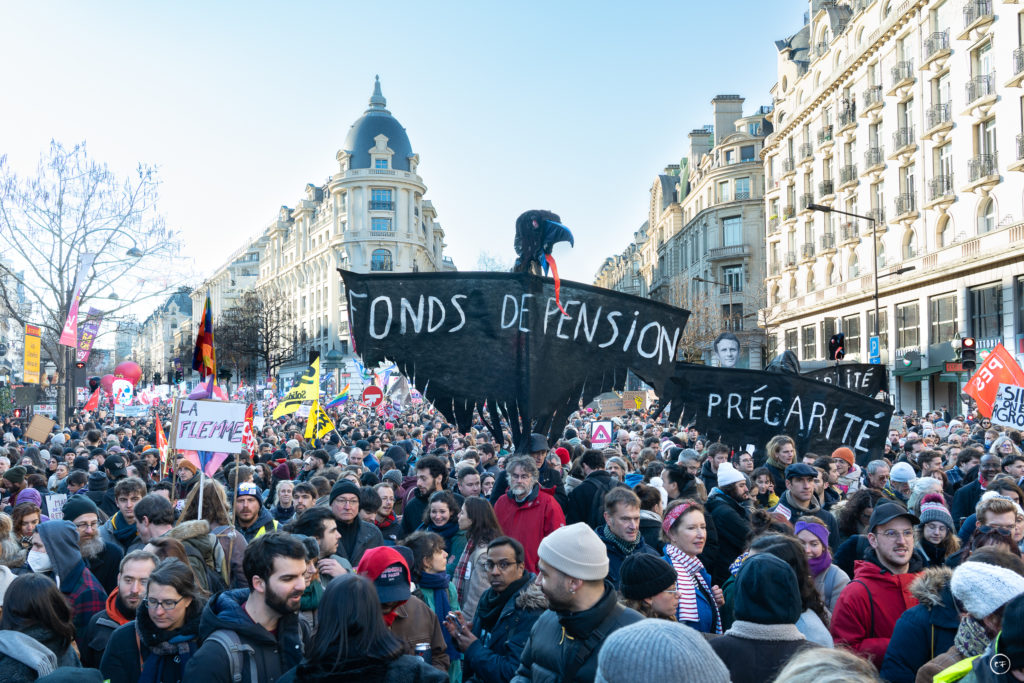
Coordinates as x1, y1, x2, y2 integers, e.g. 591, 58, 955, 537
802, 363, 889, 396
339, 270, 690, 448
659, 363, 894, 462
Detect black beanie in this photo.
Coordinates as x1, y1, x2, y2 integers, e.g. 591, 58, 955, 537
72, 455, 91, 472
2, 466, 26, 484
329, 480, 361, 505
1001, 593, 1024, 670
619, 554, 677, 600
62, 495, 99, 523
88, 471, 109, 491
734, 553, 801, 625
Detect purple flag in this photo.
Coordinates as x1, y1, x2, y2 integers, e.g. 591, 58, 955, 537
75, 308, 104, 364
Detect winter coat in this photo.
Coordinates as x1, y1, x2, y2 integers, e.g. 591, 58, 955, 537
699, 459, 719, 494
772, 490, 840, 551
709, 620, 814, 683
490, 464, 568, 513
457, 544, 490, 622
638, 510, 663, 552
0, 625, 81, 683
705, 488, 751, 585
85, 540, 124, 594
278, 654, 448, 683
167, 519, 228, 594
493, 485, 565, 574
211, 523, 248, 588
765, 460, 787, 494
82, 588, 134, 668
879, 567, 959, 683
334, 518, 384, 567
402, 489, 431, 537
597, 526, 659, 587
100, 599, 204, 683
829, 551, 923, 666
812, 563, 851, 613
565, 470, 620, 528
837, 465, 862, 495
952, 480, 983, 529
184, 588, 306, 683
37, 519, 108, 640
464, 580, 547, 683
510, 582, 643, 683
387, 594, 450, 673
235, 505, 279, 543
414, 582, 462, 683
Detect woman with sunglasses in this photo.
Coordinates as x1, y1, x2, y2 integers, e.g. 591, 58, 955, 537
100, 558, 206, 683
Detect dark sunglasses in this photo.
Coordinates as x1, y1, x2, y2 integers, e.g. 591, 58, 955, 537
979, 525, 1013, 537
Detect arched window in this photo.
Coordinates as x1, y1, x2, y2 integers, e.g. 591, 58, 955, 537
848, 252, 859, 279
903, 229, 917, 259
371, 249, 393, 272
978, 198, 995, 234
937, 214, 952, 247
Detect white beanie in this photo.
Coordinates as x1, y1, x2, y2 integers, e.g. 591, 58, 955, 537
952, 561, 1024, 619
890, 462, 917, 483
537, 522, 608, 580
0, 566, 15, 606
596, 619, 730, 683
716, 462, 745, 488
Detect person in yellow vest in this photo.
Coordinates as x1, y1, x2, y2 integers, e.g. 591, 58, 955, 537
235, 483, 278, 543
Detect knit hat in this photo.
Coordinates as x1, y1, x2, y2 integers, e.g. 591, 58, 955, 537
734, 553, 802, 624
890, 462, 917, 483
2, 466, 25, 484
61, 495, 99, 523
72, 455, 90, 472
554, 447, 571, 466
619, 554, 676, 600
18, 488, 42, 507
918, 493, 955, 531
285, 439, 300, 451
595, 619, 731, 683
87, 471, 109, 491
329, 479, 361, 505
716, 462, 745, 488
951, 561, 1024, 619
537, 522, 609, 580
176, 459, 197, 475
382, 470, 403, 487
832, 447, 855, 467
235, 482, 262, 500
272, 462, 291, 480
1000, 593, 1024, 671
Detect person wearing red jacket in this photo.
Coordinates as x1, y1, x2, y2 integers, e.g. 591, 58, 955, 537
829, 503, 924, 666
494, 456, 565, 574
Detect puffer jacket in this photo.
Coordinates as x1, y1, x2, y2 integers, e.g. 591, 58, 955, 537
830, 549, 923, 667
183, 588, 306, 683
510, 581, 643, 683
880, 567, 959, 683
0, 625, 81, 682
464, 579, 547, 683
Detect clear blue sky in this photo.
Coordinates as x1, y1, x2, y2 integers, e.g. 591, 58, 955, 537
0, 1, 807, 285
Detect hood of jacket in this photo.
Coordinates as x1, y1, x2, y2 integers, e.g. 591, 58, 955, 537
852, 551, 923, 593
910, 566, 952, 608
37, 520, 84, 587
514, 581, 549, 611
197, 588, 276, 646
169, 519, 216, 556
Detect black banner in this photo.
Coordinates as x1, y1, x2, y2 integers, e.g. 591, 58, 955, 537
802, 363, 889, 397
339, 269, 690, 448
659, 363, 894, 462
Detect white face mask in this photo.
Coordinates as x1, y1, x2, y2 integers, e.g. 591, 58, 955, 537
28, 550, 52, 573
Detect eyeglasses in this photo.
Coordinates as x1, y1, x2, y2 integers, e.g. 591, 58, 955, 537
74, 521, 99, 531
483, 560, 519, 571
877, 529, 915, 541
979, 525, 1014, 536
145, 596, 185, 611
661, 587, 678, 595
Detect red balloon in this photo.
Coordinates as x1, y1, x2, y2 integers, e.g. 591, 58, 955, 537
114, 361, 143, 386
101, 374, 116, 393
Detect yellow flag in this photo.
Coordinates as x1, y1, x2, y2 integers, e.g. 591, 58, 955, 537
273, 357, 321, 419
305, 400, 320, 439
304, 400, 334, 441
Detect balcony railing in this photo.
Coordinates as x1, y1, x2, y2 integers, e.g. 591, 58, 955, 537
818, 180, 834, 197
368, 200, 395, 211
735, 191, 751, 200
813, 41, 830, 59
799, 193, 815, 210
891, 60, 914, 87
1016, 47, 1024, 77
895, 192, 916, 216
820, 233, 836, 251
768, 216, 780, 232
770, 262, 781, 276
865, 146, 884, 169
929, 174, 954, 200
893, 127, 915, 151
801, 244, 816, 260
782, 157, 796, 173
1018, 134, 1024, 161
784, 252, 798, 268
841, 223, 858, 242
840, 164, 858, 184
799, 142, 814, 160
863, 85, 884, 108
924, 30, 950, 59
839, 107, 857, 128
963, 0, 994, 29
783, 205, 796, 219
926, 102, 951, 130
818, 126, 834, 145
968, 153, 998, 181
866, 207, 885, 225
966, 73, 996, 104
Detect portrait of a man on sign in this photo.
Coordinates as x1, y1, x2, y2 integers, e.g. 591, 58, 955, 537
714, 332, 741, 369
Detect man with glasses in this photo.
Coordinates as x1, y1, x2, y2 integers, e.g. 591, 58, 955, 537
830, 503, 924, 667
445, 536, 548, 682
63, 494, 124, 593
493, 456, 565, 573
328, 479, 382, 566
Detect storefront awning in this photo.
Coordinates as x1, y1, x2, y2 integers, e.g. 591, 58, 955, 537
896, 365, 944, 382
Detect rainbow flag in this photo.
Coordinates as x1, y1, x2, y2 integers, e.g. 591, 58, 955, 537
192, 292, 216, 379
326, 384, 350, 408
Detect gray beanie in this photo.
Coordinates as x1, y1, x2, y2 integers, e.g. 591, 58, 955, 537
952, 561, 1024, 619
537, 523, 608, 580
595, 619, 731, 683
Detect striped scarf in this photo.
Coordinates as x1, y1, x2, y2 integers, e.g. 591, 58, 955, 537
665, 544, 722, 634
453, 538, 475, 603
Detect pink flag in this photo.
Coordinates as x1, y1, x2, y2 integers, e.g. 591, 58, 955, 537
59, 253, 96, 347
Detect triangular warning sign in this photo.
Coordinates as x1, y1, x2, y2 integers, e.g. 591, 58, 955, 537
592, 421, 612, 447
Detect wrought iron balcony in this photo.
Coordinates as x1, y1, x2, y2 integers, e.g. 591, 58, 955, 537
891, 61, 915, 88
968, 153, 998, 181
895, 192, 916, 217
840, 164, 858, 185
818, 126, 834, 145
893, 127, 915, 151
865, 147, 884, 169
866, 207, 885, 225
1018, 134, 1024, 161
801, 244, 816, 260
782, 157, 796, 173
799, 142, 814, 160
820, 233, 836, 251
963, 0, 993, 30
783, 205, 796, 220
839, 107, 857, 129
1016, 47, 1024, 77
863, 85, 884, 108
784, 252, 797, 268
929, 175, 954, 200
368, 200, 395, 211
966, 74, 996, 104
841, 223, 859, 242
799, 193, 815, 211
926, 102, 951, 130
818, 180, 834, 197
924, 30, 950, 59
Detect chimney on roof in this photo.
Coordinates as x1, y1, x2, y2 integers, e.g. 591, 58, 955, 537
712, 94, 745, 145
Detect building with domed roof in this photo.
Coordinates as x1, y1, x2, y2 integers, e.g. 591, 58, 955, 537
187, 77, 455, 385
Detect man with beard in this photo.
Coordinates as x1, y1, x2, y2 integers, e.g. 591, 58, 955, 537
329, 479, 383, 566
446, 536, 548, 682
186, 532, 309, 683
234, 482, 279, 542
63, 495, 124, 593
402, 456, 447, 537
566, 449, 622, 529
704, 462, 752, 585
81, 549, 158, 667
490, 434, 568, 512
772, 463, 840, 551
493, 456, 565, 574
372, 481, 402, 544
512, 523, 643, 681
830, 503, 924, 667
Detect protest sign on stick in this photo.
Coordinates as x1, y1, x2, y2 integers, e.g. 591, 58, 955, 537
991, 384, 1024, 429
173, 399, 248, 454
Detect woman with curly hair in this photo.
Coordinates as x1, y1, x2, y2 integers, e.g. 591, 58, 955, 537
11, 502, 41, 551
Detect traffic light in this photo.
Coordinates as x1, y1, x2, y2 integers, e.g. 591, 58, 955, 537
12, 409, 21, 418
153, 372, 162, 385
74, 360, 86, 369
962, 336, 977, 370
828, 333, 845, 361
175, 370, 183, 382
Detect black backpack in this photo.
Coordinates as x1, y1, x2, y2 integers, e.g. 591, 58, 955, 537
587, 476, 617, 529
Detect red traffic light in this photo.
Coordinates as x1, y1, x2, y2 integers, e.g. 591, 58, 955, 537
12, 409, 21, 418
962, 337, 976, 348
74, 361, 86, 369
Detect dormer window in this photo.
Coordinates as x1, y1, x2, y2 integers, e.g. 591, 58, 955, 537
375, 159, 389, 169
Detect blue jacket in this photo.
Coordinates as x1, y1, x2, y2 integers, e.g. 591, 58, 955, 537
598, 526, 659, 588
464, 577, 547, 683
879, 567, 958, 683
662, 550, 717, 633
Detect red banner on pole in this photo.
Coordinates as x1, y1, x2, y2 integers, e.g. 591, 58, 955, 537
965, 344, 1024, 417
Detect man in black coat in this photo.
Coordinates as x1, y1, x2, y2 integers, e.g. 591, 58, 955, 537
951, 453, 1001, 528
566, 449, 622, 528
704, 462, 752, 585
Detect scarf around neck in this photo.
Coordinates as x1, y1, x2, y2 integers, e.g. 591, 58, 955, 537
453, 538, 475, 603
476, 572, 532, 633
111, 511, 138, 544
601, 524, 641, 557
665, 543, 721, 634
419, 571, 460, 663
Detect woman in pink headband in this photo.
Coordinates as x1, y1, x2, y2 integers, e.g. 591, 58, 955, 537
661, 499, 724, 634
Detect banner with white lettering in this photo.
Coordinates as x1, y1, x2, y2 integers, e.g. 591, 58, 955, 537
991, 384, 1024, 429
802, 363, 889, 397
339, 269, 690, 449
658, 363, 894, 464
173, 399, 248, 453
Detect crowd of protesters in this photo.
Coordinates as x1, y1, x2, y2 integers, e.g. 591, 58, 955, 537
0, 400, 1023, 682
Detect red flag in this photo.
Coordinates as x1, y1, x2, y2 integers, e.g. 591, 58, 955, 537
83, 388, 100, 412
242, 403, 257, 455
192, 293, 216, 379
155, 414, 169, 464
965, 344, 1024, 417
